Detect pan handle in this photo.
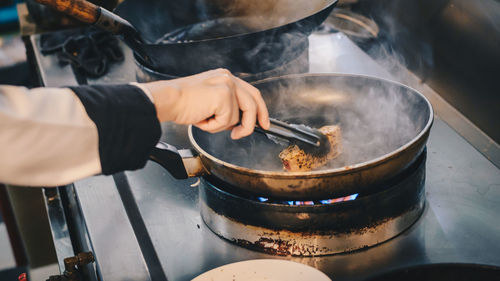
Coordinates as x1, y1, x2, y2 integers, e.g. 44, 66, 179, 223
149, 142, 206, 179
94, 8, 152, 65
34, 0, 100, 24
33, 0, 137, 36
33, 0, 152, 65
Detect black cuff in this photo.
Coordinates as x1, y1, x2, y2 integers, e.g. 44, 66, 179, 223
70, 84, 161, 175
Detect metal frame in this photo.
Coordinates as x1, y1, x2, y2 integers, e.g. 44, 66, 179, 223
43, 185, 99, 280
73, 175, 154, 281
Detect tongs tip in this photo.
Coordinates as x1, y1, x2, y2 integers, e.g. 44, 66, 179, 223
296, 126, 331, 157
256, 118, 331, 157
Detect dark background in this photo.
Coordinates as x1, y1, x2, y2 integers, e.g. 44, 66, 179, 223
351, 0, 500, 143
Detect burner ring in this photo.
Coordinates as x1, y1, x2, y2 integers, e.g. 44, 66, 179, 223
199, 150, 427, 256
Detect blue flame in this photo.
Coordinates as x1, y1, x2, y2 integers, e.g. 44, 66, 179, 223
257, 193, 359, 205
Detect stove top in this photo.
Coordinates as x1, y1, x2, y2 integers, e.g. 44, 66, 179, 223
29, 32, 500, 281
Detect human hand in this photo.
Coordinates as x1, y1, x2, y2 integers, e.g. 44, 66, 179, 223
143, 68, 270, 139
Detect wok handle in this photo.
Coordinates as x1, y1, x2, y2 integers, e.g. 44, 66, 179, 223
33, 0, 137, 36
33, 0, 99, 24
33, 0, 153, 65
149, 142, 205, 179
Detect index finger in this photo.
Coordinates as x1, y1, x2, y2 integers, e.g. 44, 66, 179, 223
234, 77, 270, 130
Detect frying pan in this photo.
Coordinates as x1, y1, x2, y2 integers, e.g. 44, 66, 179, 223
33, 0, 337, 75
150, 74, 434, 200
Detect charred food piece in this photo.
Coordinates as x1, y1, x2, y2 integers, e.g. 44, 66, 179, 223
279, 125, 342, 172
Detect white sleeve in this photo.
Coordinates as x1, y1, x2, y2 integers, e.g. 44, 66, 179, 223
0, 85, 101, 187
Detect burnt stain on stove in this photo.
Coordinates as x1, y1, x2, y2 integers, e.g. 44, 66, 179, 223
235, 237, 323, 256
225, 206, 423, 256
234, 233, 366, 256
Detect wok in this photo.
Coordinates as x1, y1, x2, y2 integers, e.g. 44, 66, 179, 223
151, 74, 434, 200
114, 0, 337, 75
34, 0, 337, 75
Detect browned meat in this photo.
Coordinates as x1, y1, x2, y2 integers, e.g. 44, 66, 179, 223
279, 125, 342, 172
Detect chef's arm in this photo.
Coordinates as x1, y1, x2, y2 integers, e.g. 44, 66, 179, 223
0, 68, 269, 187
0, 83, 160, 187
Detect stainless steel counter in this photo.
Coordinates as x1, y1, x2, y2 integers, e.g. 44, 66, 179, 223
31, 32, 500, 281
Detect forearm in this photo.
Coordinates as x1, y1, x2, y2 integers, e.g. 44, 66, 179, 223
0, 84, 161, 187
0, 85, 101, 186
70, 84, 161, 175
0, 69, 268, 186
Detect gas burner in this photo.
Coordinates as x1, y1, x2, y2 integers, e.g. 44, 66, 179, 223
256, 193, 359, 205
199, 150, 427, 256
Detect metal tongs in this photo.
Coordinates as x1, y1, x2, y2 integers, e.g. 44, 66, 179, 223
254, 118, 331, 156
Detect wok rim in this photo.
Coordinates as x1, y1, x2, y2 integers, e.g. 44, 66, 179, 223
188, 73, 434, 178
139, 0, 338, 45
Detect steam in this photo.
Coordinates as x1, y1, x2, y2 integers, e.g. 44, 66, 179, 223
323, 84, 423, 169
197, 77, 429, 172
474, 0, 500, 32
210, 0, 325, 30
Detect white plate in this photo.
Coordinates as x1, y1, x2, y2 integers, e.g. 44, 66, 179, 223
192, 259, 332, 281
